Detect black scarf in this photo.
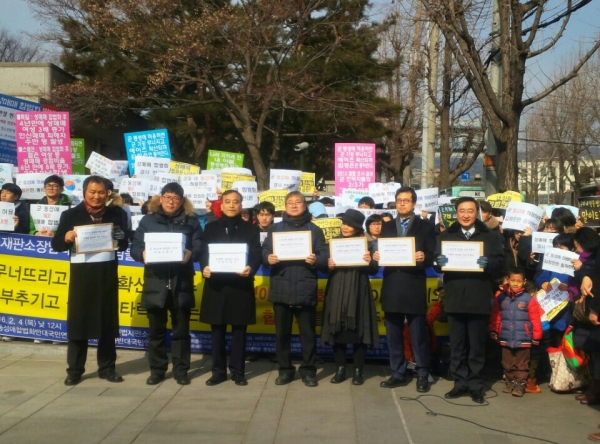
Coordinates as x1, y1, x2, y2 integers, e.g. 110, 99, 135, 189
221, 213, 242, 239
283, 210, 312, 227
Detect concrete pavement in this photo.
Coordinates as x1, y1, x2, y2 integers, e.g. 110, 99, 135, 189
0, 341, 597, 444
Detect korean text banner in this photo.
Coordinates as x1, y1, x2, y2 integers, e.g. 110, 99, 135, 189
123, 129, 171, 175
0, 93, 43, 165
0, 233, 446, 358
334, 143, 375, 195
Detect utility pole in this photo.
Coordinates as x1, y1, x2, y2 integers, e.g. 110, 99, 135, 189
421, 23, 439, 188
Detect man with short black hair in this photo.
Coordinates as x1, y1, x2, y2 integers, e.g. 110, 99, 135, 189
358, 196, 375, 209
1, 183, 29, 234
29, 175, 72, 236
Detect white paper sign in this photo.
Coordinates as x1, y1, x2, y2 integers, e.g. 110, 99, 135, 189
330, 237, 369, 266
269, 169, 302, 192
546, 205, 579, 218
260, 231, 268, 245
75, 223, 114, 254
232, 181, 258, 209
503, 202, 545, 232
61, 175, 89, 204
542, 247, 579, 277
416, 187, 439, 212
131, 214, 144, 231
341, 189, 370, 208
0, 202, 15, 231
441, 241, 483, 272
86, 151, 114, 178
0, 163, 13, 185
149, 173, 180, 196
15, 173, 47, 200
109, 161, 129, 178
532, 232, 559, 254
536, 278, 569, 321
222, 167, 252, 176
134, 156, 171, 178
209, 243, 247, 272
201, 170, 222, 189
368, 182, 400, 205
273, 231, 312, 260
378, 238, 416, 266
118, 178, 150, 204
30, 204, 69, 232
326, 206, 350, 218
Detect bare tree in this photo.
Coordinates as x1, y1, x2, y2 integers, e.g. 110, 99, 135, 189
0, 28, 43, 62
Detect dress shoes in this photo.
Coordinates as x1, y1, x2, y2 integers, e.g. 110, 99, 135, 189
302, 375, 318, 387
146, 374, 165, 385
352, 368, 364, 386
175, 374, 191, 386
205, 374, 227, 386
99, 372, 124, 383
416, 376, 430, 393
64, 375, 81, 386
275, 374, 294, 385
330, 367, 346, 384
380, 376, 406, 389
470, 390, 485, 404
444, 386, 469, 399
231, 373, 248, 386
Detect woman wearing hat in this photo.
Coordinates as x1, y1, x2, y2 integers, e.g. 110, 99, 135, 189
321, 209, 380, 385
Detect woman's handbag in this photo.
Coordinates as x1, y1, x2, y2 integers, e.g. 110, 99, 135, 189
573, 298, 589, 323
548, 347, 586, 393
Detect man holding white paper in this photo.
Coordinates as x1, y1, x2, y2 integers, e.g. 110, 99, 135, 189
29, 175, 72, 236
130, 183, 203, 386
199, 190, 262, 387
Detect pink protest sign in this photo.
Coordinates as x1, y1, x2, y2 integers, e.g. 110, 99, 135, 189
334, 143, 376, 195
16, 112, 72, 174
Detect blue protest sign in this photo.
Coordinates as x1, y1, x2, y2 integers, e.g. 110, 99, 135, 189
123, 129, 171, 174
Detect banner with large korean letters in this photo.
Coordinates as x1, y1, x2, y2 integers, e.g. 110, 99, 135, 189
148, 173, 180, 196
0, 93, 42, 165
578, 196, 600, 227
334, 143, 376, 196
415, 187, 439, 212
123, 129, 171, 175
258, 190, 288, 211
269, 169, 302, 192
503, 202, 545, 232
134, 156, 170, 177
232, 181, 258, 209
15, 173, 47, 200
118, 178, 150, 204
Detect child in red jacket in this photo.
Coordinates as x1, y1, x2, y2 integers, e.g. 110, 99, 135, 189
489, 268, 543, 397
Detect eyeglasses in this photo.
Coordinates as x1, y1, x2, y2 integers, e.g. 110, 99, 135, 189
162, 195, 182, 203
45, 184, 60, 189
396, 199, 413, 204
286, 201, 304, 207
457, 209, 476, 215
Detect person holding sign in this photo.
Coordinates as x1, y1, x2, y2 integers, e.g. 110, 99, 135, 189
130, 183, 203, 386
321, 209, 380, 385
1, 183, 29, 234
262, 191, 329, 387
436, 197, 505, 403
378, 186, 436, 392
29, 175, 72, 236
199, 190, 262, 387
52, 176, 129, 386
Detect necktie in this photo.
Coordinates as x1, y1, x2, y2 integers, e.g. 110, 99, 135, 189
401, 219, 409, 236
465, 231, 471, 240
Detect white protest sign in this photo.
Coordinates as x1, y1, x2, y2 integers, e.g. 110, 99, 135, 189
86, 151, 114, 178
134, 156, 171, 178
341, 189, 370, 208
438, 196, 454, 205
149, 173, 180, 196
232, 181, 258, 209
415, 187, 439, 212
532, 232, 559, 254
61, 175, 89, 203
368, 182, 400, 205
503, 202, 545, 232
222, 167, 253, 176
326, 206, 350, 218
546, 204, 579, 218
542, 247, 579, 277
0, 202, 15, 231
15, 173, 47, 200
536, 278, 569, 321
0, 163, 13, 185
131, 214, 144, 231
118, 178, 150, 204
30, 204, 69, 232
269, 169, 302, 192
180, 174, 218, 205
109, 160, 129, 178
202, 170, 222, 189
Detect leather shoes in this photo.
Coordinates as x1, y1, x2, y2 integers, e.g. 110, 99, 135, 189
380, 376, 406, 389
444, 386, 469, 399
275, 374, 294, 385
330, 367, 346, 384
470, 390, 485, 404
146, 374, 165, 385
64, 375, 81, 386
205, 374, 227, 386
302, 375, 318, 387
352, 368, 364, 386
175, 374, 191, 386
416, 376, 430, 393
231, 373, 248, 386
99, 372, 123, 383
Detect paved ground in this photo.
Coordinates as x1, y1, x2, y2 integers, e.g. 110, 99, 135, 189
0, 342, 597, 444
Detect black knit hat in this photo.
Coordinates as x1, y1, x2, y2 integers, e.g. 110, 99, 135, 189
161, 182, 184, 198
341, 209, 365, 231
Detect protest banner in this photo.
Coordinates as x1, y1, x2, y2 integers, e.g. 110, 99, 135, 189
258, 189, 288, 211
578, 196, 600, 227
536, 278, 569, 321
0, 202, 15, 231
313, 218, 342, 244
503, 202, 544, 232
70, 139, 86, 175
0, 93, 42, 165
85, 151, 114, 178
180, 174, 218, 208
222, 167, 253, 176
169, 161, 200, 175
206, 150, 244, 170
269, 169, 302, 191
487, 191, 523, 209
201, 169, 222, 189
123, 129, 171, 174
368, 182, 400, 205
542, 247, 579, 277
221, 172, 255, 191
148, 173, 180, 196
110, 161, 129, 178
341, 189, 370, 208
15, 173, 47, 200
334, 143, 376, 195
134, 156, 171, 177
16, 112, 72, 175
416, 187, 439, 212
545, 204, 578, 218
30, 205, 69, 232
118, 178, 150, 204
532, 232, 559, 254
61, 175, 89, 204
299, 172, 315, 194
232, 181, 258, 209
439, 204, 457, 228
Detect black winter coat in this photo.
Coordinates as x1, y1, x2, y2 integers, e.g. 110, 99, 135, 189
436, 219, 505, 314
380, 215, 437, 314
199, 216, 262, 326
51, 203, 128, 340
262, 211, 329, 306
14, 200, 30, 234
130, 202, 203, 310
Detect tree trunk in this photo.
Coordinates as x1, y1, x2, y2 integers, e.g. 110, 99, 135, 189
438, 40, 452, 189
496, 121, 519, 192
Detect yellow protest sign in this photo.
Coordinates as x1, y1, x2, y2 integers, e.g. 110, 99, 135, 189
300, 172, 315, 194
312, 218, 342, 244
221, 173, 255, 191
487, 191, 523, 209
258, 189, 288, 211
169, 161, 200, 175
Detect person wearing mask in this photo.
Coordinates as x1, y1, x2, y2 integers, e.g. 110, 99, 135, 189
262, 192, 329, 387
200, 190, 262, 386
130, 183, 203, 386
29, 175, 72, 236
378, 186, 437, 392
436, 197, 505, 403
1, 183, 29, 234
52, 176, 129, 386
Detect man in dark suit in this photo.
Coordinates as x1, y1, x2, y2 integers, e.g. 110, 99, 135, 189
378, 186, 437, 392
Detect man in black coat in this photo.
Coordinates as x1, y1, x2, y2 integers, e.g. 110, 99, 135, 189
436, 197, 505, 403
379, 186, 436, 392
199, 190, 262, 387
130, 183, 203, 386
262, 191, 329, 387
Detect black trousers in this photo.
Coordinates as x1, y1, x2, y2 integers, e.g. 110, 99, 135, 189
273, 303, 316, 377
211, 324, 247, 377
384, 312, 430, 378
146, 292, 191, 378
67, 336, 116, 377
447, 313, 488, 392
333, 343, 367, 369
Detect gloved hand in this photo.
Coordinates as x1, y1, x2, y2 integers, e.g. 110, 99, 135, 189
112, 226, 125, 241
477, 256, 488, 268
437, 255, 448, 267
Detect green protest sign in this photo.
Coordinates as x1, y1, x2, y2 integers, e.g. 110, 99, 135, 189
71, 139, 86, 174
207, 150, 244, 169
439, 204, 456, 228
